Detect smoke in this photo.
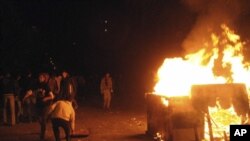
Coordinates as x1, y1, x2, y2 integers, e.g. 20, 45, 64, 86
181, 0, 243, 53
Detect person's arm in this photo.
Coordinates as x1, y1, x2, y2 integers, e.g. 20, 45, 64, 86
43, 91, 54, 102
45, 102, 56, 121
22, 90, 33, 102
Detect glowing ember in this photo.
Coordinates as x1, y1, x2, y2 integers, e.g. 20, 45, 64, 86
154, 24, 250, 97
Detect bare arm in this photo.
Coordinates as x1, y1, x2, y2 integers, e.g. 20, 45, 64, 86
22, 90, 33, 102
43, 91, 54, 102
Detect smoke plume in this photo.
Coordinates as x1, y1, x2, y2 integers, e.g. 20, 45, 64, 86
181, 0, 243, 53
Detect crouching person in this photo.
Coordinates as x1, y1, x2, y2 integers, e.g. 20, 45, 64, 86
47, 96, 75, 141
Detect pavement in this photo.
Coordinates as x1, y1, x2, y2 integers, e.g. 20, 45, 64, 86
0, 95, 154, 141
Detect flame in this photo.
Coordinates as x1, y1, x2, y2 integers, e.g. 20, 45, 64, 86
153, 24, 249, 141
204, 105, 241, 140
154, 24, 250, 97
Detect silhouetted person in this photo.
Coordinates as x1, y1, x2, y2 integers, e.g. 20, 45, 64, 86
0, 72, 18, 126
20, 71, 36, 122
23, 73, 54, 140
48, 72, 59, 101
100, 73, 113, 110
59, 70, 77, 109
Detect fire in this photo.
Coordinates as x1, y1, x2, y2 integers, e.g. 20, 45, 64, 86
205, 105, 241, 140
154, 24, 250, 97
153, 24, 250, 141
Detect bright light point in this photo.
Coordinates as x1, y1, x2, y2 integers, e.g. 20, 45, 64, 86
104, 29, 108, 32
104, 20, 108, 24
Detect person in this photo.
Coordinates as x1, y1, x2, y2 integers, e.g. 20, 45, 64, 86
59, 70, 78, 109
48, 72, 59, 101
46, 95, 75, 141
23, 73, 54, 140
14, 74, 22, 123
20, 71, 36, 122
0, 72, 18, 126
100, 73, 113, 110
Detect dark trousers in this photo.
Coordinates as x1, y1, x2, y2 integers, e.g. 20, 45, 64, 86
51, 118, 71, 141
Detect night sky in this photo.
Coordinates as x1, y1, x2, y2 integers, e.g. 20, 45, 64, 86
1, 0, 250, 77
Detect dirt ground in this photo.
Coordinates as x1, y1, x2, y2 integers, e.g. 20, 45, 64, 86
0, 94, 154, 141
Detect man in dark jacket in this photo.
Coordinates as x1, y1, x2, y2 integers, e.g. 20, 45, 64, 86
59, 70, 77, 109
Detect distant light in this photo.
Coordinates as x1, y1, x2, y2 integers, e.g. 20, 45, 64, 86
104, 20, 108, 24
104, 29, 108, 32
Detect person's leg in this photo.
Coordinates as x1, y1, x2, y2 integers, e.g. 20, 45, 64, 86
103, 92, 108, 109
3, 95, 8, 124
9, 95, 16, 125
108, 92, 111, 109
38, 117, 45, 139
38, 110, 46, 139
60, 119, 71, 141
16, 98, 22, 123
25, 99, 32, 122
52, 119, 61, 141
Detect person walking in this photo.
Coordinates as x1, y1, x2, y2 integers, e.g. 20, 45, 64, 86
100, 73, 113, 110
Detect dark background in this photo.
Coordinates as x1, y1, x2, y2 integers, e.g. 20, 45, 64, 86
1, 0, 250, 93
0, 0, 196, 74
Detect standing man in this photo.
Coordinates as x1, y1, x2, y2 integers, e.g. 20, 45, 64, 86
59, 70, 77, 109
23, 73, 54, 139
100, 73, 113, 110
0, 72, 18, 126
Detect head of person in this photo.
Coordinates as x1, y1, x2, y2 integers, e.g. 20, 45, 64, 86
62, 70, 69, 79
38, 73, 46, 83
105, 73, 110, 78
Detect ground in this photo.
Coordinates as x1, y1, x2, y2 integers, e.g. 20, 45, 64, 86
0, 94, 154, 141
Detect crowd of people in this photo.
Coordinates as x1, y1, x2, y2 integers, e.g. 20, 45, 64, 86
0, 70, 114, 141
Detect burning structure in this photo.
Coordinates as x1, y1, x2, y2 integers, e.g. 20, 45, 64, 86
146, 23, 250, 141
146, 0, 250, 140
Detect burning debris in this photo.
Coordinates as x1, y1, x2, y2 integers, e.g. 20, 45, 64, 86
147, 84, 249, 141
147, 24, 250, 141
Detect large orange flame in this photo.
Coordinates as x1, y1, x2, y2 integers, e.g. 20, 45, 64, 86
154, 24, 250, 97
153, 24, 249, 141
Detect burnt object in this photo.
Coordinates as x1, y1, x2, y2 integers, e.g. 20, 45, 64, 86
146, 83, 250, 141
191, 83, 249, 116
146, 94, 204, 141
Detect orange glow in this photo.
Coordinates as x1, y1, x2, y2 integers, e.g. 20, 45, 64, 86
153, 24, 249, 141
154, 24, 250, 97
